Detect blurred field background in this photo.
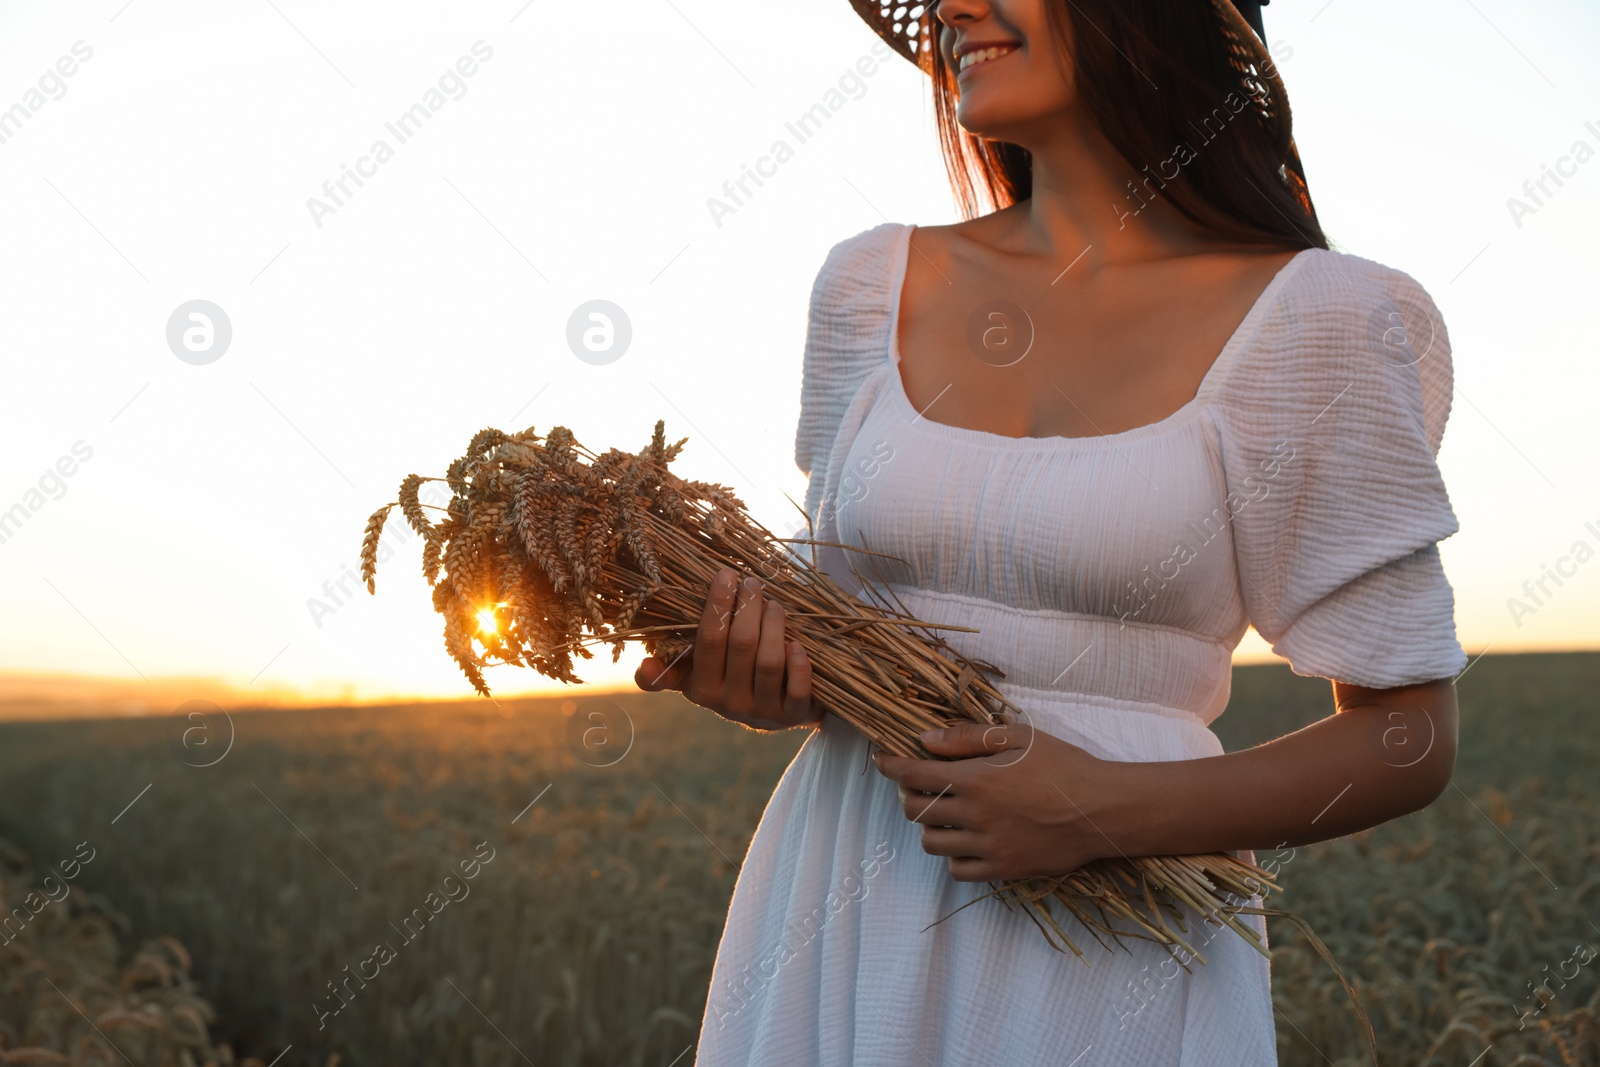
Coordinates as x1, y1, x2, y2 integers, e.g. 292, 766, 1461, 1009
0, 651, 1596, 1067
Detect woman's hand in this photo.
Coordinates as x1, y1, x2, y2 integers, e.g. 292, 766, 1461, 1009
871, 722, 1125, 882
634, 566, 823, 732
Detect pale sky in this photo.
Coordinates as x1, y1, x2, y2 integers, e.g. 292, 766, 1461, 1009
0, 0, 1596, 708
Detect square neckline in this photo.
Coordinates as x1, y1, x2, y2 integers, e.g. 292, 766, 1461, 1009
884, 222, 1319, 448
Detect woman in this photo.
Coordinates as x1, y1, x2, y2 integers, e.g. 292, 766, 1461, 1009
638, 1, 1465, 1062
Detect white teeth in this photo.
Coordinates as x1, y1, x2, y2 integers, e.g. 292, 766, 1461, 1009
959, 45, 1015, 72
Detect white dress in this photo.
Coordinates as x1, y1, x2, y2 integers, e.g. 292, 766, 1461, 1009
694, 222, 1466, 1066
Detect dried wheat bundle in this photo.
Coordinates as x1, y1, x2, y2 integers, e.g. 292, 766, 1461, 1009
358, 421, 1305, 971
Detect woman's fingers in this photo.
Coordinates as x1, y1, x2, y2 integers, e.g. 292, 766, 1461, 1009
722, 575, 766, 699
689, 567, 738, 705
782, 639, 818, 725
666, 566, 822, 731
946, 856, 998, 883
918, 826, 1002, 882
875, 754, 965, 795
898, 787, 971, 827
917, 825, 984, 858
634, 655, 689, 692
750, 599, 789, 712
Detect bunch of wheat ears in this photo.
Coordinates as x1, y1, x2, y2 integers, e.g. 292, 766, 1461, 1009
358, 420, 1352, 983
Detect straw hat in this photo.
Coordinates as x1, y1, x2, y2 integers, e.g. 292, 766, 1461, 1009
846, 0, 1314, 215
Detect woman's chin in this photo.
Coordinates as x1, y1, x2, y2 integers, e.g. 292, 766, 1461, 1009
954, 96, 1037, 143
956, 112, 1025, 145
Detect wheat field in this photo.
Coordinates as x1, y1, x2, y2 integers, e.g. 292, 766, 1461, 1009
0, 652, 1595, 1066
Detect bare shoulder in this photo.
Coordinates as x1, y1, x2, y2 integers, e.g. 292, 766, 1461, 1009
901, 206, 1031, 307
1154, 239, 1309, 322
907, 206, 1026, 264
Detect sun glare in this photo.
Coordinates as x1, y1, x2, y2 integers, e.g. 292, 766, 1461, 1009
476, 608, 500, 635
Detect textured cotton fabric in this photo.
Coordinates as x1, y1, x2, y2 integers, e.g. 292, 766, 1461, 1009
694, 221, 1466, 1066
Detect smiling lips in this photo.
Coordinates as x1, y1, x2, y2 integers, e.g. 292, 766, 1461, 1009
956, 43, 1020, 75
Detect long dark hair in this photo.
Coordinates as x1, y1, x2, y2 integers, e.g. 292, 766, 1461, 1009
930, 2, 1328, 250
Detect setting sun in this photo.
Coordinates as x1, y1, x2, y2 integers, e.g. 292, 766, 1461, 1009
476, 607, 500, 635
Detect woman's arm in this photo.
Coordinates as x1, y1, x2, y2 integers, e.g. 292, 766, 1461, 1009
871, 677, 1458, 882
1105, 677, 1457, 857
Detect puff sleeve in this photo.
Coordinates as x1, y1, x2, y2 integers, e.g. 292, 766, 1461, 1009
793, 223, 903, 526
1217, 254, 1467, 689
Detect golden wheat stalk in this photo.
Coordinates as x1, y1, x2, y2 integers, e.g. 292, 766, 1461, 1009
358, 420, 1340, 983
